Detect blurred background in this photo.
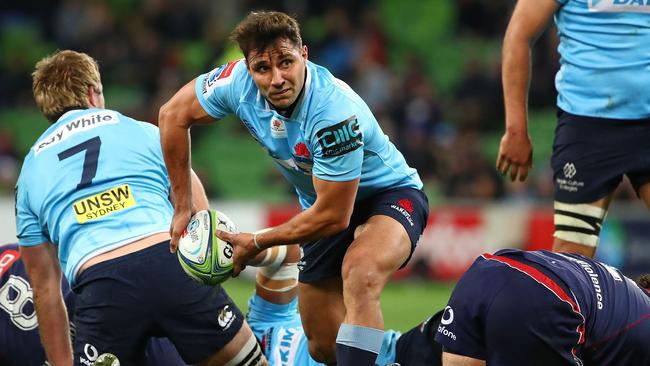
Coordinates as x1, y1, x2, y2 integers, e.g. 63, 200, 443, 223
0, 0, 648, 327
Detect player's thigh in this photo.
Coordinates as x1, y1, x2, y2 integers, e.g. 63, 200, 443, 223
298, 277, 345, 344
342, 187, 429, 282
551, 110, 637, 204
342, 215, 411, 286
72, 259, 152, 365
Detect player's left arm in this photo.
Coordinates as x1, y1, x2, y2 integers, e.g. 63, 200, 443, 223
20, 243, 72, 366
220, 176, 358, 275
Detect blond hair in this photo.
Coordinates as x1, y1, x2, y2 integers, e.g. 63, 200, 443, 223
32, 50, 101, 122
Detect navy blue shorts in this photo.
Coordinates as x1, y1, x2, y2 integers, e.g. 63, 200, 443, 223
552, 109, 650, 203
298, 187, 429, 283
71, 241, 244, 366
434, 255, 585, 365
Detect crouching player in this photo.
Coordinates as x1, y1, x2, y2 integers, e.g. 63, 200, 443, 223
245, 241, 443, 366
0, 243, 187, 366
435, 249, 650, 366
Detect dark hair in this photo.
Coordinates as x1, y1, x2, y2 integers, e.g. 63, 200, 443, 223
638, 274, 650, 290
230, 11, 302, 58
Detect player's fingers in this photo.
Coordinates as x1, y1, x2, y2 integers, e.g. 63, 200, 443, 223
232, 263, 244, 277
518, 166, 530, 182
509, 164, 519, 182
170, 230, 180, 253
215, 229, 231, 242
496, 155, 506, 172
499, 159, 511, 176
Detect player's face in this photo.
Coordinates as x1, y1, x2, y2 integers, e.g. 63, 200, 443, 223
247, 39, 308, 109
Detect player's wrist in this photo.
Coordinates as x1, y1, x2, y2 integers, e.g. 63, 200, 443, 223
252, 232, 265, 251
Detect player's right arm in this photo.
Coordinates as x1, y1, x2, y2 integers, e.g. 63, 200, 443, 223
497, 0, 558, 182
20, 243, 72, 366
158, 79, 217, 252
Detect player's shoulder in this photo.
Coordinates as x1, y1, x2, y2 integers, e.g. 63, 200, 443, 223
200, 58, 250, 97
308, 61, 358, 104
304, 62, 366, 130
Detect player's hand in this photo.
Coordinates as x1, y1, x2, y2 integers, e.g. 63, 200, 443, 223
496, 129, 533, 182
215, 230, 261, 277
169, 208, 191, 253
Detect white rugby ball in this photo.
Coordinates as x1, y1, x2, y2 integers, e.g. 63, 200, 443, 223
177, 209, 236, 285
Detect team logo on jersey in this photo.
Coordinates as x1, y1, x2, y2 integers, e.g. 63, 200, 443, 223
398, 199, 414, 214
271, 118, 288, 139
315, 116, 363, 157
217, 304, 236, 329
589, 0, 650, 13
563, 163, 577, 179
72, 184, 136, 224
34, 111, 119, 156
390, 199, 414, 226
293, 142, 310, 159
202, 59, 241, 96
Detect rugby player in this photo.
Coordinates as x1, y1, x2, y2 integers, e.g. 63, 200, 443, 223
159, 10, 429, 365
496, 0, 650, 258
435, 249, 650, 365
245, 244, 443, 366
15, 50, 265, 366
0, 243, 187, 366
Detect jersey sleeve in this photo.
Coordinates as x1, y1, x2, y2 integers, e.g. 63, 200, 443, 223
307, 99, 365, 182
15, 162, 48, 246
195, 59, 246, 119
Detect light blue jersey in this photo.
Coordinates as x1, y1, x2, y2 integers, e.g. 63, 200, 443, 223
15, 109, 172, 285
195, 59, 422, 208
554, 0, 650, 119
247, 294, 399, 366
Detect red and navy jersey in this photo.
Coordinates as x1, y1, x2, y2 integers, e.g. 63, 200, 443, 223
0, 243, 75, 366
480, 249, 650, 365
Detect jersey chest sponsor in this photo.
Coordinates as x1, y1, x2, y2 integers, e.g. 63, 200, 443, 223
72, 184, 136, 224
316, 116, 363, 157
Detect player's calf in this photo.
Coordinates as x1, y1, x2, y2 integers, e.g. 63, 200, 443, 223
553, 201, 606, 257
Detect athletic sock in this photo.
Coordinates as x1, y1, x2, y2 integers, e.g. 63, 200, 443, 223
335, 323, 384, 366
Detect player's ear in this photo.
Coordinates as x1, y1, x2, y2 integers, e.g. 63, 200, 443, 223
301, 45, 308, 61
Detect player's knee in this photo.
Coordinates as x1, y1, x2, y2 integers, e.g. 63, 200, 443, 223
341, 260, 383, 299
553, 201, 606, 249
307, 338, 336, 364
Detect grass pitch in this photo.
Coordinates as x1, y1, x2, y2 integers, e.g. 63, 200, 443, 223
223, 279, 455, 331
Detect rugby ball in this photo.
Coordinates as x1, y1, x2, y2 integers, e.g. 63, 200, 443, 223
177, 209, 236, 285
